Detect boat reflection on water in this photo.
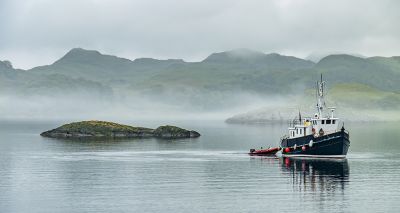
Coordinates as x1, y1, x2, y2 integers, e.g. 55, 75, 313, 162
280, 157, 349, 192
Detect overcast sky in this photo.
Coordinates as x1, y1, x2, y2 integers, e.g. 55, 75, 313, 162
1, 0, 399, 69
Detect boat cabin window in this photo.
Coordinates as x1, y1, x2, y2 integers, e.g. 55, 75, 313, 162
299, 129, 302, 134
333, 120, 336, 124
322, 120, 325, 124
326, 119, 331, 124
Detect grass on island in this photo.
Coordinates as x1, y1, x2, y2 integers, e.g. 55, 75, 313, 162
57, 120, 153, 135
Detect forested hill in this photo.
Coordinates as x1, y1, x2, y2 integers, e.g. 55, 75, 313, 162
1, 48, 400, 114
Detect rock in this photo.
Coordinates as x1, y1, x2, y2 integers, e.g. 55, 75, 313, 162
40, 120, 200, 139
153, 125, 200, 139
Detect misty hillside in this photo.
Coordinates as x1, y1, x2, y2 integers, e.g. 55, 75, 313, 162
227, 83, 400, 123
31, 48, 400, 96
203, 48, 314, 69
27, 48, 316, 95
1, 48, 400, 120
30, 48, 185, 83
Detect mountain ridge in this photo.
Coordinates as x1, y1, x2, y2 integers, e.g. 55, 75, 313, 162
1, 47, 400, 111
2, 47, 399, 71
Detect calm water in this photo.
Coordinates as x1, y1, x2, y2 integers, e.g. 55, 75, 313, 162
1, 120, 400, 213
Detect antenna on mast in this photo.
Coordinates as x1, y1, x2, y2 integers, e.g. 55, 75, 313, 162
316, 74, 325, 118
298, 110, 302, 122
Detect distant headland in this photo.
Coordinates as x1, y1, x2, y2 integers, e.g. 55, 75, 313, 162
40, 120, 201, 139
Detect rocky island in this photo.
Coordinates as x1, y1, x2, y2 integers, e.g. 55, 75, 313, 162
40, 120, 201, 139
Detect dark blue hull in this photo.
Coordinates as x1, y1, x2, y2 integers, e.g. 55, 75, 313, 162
280, 128, 350, 158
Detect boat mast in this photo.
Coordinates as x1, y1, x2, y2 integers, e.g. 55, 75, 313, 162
316, 74, 326, 118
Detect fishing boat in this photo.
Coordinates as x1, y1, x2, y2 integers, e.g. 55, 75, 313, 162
249, 147, 281, 156
279, 75, 350, 158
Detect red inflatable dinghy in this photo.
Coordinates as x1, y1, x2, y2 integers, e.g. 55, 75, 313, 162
249, 147, 281, 156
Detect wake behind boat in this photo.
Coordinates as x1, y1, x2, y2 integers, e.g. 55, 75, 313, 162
279, 75, 350, 158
